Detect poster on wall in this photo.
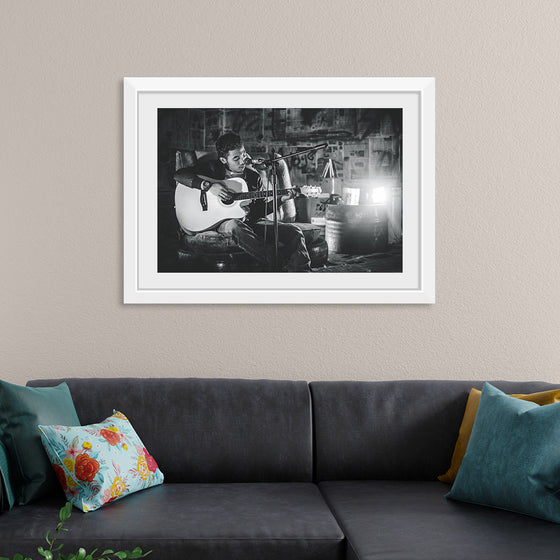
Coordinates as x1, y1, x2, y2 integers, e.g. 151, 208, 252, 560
124, 77, 434, 304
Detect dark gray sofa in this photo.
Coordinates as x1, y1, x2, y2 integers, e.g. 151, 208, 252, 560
1, 378, 560, 560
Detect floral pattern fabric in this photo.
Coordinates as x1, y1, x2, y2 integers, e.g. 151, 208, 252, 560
39, 411, 164, 512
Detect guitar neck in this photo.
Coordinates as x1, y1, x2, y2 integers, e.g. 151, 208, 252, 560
196, 175, 294, 201
235, 188, 292, 201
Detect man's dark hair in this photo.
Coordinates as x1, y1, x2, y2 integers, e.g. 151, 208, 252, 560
216, 132, 243, 159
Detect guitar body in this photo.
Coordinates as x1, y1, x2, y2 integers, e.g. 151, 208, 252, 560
175, 176, 251, 233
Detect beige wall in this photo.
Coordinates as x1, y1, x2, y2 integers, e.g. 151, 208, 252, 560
2, 1, 559, 385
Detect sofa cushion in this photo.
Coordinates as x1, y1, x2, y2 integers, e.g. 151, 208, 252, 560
0, 380, 80, 504
27, 378, 313, 483
446, 382, 560, 523
0, 483, 344, 560
310, 380, 560, 481
438, 386, 560, 483
320, 480, 560, 560
39, 411, 164, 512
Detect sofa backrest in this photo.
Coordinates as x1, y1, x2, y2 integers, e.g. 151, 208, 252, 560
310, 379, 560, 481
27, 378, 313, 483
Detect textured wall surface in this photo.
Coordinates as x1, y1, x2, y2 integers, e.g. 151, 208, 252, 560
2, 1, 559, 384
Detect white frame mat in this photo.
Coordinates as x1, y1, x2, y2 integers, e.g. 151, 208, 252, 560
124, 77, 435, 304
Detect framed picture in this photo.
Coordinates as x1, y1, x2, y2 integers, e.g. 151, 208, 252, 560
124, 77, 434, 304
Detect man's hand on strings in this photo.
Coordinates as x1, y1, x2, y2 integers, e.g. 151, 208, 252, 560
281, 190, 294, 203
209, 183, 235, 202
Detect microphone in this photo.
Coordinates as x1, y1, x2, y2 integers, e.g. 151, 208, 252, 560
245, 155, 263, 165
245, 155, 272, 167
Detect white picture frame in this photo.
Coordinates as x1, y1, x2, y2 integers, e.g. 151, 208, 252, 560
124, 77, 435, 304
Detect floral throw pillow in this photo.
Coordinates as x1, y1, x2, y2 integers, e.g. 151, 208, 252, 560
38, 411, 164, 512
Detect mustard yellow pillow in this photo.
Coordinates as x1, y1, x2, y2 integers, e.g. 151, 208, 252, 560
438, 387, 560, 484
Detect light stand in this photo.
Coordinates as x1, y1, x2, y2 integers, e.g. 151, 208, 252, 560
322, 158, 337, 194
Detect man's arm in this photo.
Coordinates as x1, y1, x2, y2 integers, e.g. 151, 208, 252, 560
259, 159, 295, 215
173, 167, 208, 190
174, 166, 234, 203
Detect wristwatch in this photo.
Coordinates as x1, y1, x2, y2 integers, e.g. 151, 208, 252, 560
201, 180, 212, 191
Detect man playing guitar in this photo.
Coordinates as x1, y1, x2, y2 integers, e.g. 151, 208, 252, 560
173, 132, 311, 272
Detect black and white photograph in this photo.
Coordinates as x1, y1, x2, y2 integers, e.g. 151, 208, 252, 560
157, 107, 403, 274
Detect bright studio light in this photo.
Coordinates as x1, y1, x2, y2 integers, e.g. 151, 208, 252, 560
370, 187, 387, 204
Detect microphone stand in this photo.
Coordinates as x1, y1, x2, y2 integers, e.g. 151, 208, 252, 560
271, 158, 280, 271
257, 144, 327, 272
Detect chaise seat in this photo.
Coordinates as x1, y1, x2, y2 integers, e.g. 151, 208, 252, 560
1, 483, 344, 560
177, 221, 328, 271
320, 480, 560, 560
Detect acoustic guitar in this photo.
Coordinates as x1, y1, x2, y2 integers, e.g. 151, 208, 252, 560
175, 174, 298, 233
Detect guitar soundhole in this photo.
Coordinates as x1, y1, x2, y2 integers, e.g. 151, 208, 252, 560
222, 197, 235, 206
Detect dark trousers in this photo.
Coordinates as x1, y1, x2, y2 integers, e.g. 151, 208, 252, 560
218, 219, 311, 272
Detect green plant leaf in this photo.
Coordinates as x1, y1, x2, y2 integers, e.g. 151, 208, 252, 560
39, 549, 53, 560
15, 500, 149, 560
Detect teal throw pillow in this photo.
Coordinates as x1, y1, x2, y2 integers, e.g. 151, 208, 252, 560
446, 382, 560, 523
39, 411, 164, 512
0, 439, 15, 511
0, 380, 80, 504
